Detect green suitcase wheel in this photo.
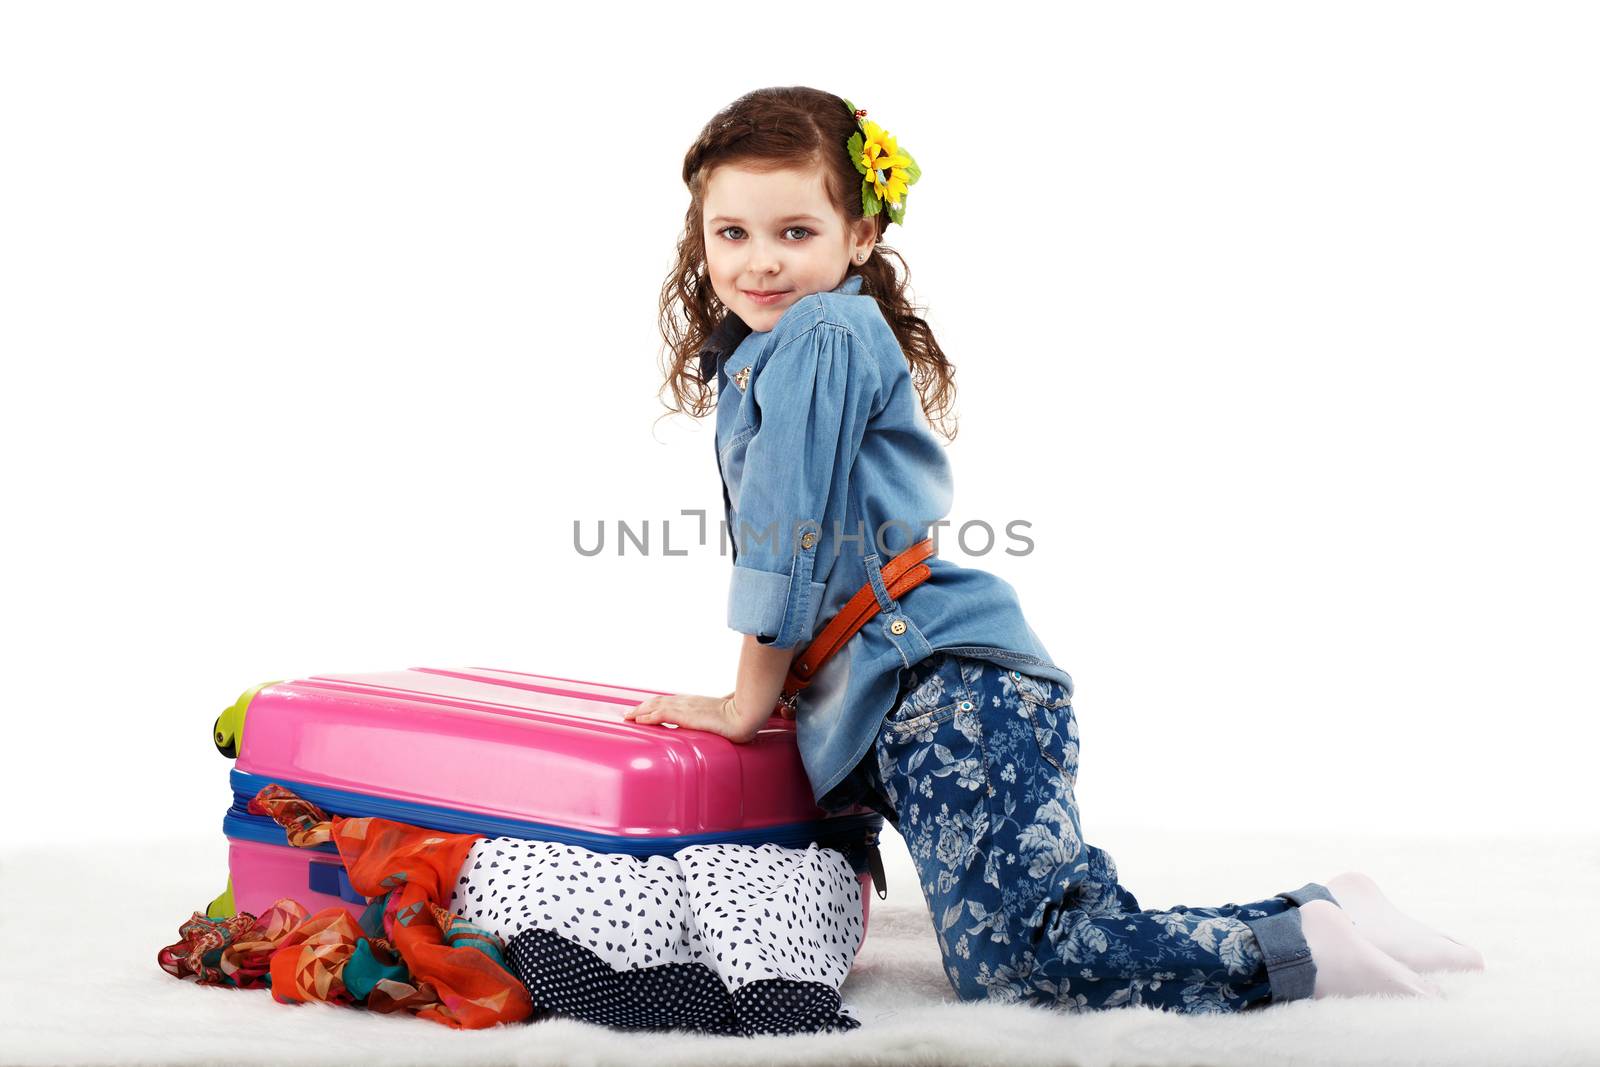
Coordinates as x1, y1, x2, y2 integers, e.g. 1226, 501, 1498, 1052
206, 875, 236, 919
213, 680, 282, 759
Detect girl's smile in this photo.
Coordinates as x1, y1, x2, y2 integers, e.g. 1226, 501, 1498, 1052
742, 287, 794, 306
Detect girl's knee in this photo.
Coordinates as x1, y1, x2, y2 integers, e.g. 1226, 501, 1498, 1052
934, 937, 985, 1001
951, 978, 990, 1003
942, 961, 991, 1003
942, 935, 1026, 1002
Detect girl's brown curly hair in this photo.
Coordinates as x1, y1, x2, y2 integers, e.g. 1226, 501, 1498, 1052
656, 85, 958, 441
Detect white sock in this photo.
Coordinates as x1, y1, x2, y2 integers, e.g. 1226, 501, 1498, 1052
1324, 871, 1486, 973
1298, 899, 1441, 999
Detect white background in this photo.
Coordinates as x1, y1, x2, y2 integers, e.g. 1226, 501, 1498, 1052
2, 2, 1595, 850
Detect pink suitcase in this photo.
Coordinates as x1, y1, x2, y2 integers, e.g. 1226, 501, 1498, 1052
208, 666, 885, 953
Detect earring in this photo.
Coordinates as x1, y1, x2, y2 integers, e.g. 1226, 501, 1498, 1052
857, 251, 867, 263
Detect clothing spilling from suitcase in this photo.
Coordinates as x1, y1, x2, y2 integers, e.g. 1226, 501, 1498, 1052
162, 669, 887, 1035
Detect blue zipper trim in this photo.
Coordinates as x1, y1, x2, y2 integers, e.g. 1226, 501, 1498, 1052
224, 807, 342, 853
224, 769, 881, 861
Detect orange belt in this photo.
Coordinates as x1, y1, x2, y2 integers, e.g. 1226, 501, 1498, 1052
776, 537, 937, 714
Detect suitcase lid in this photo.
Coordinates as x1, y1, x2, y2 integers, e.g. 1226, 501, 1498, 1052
233, 666, 844, 839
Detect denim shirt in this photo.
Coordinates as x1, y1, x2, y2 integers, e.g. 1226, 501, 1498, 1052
701, 273, 1074, 813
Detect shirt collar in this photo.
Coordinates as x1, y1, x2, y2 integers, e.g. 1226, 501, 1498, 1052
696, 311, 752, 386
696, 273, 865, 386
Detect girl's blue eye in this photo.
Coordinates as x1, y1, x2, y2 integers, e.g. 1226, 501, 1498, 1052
716, 226, 813, 241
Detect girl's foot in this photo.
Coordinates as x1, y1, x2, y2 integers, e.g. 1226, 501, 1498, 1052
1298, 899, 1441, 999
1323, 871, 1486, 973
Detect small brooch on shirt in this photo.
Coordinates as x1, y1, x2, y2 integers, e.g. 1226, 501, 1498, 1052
732, 366, 750, 391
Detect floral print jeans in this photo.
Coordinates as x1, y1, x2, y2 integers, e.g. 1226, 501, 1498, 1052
853, 651, 1336, 1013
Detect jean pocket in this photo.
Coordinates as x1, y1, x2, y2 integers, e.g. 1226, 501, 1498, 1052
1009, 672, 1077, 779
1007, 669, 1072, 710
885, 654, 974, 735
886, 697, 978, 740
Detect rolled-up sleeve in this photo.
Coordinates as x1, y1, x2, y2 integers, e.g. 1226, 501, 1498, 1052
727, 321, 880, 648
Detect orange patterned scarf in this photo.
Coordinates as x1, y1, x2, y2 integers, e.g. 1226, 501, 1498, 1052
159, 784, 533, 1029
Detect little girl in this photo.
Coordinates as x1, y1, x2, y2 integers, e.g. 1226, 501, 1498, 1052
624, 86, 1485, 1014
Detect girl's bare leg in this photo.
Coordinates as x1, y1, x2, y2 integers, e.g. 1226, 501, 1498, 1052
1298, 899, 1442, 999
1323, 870, 1487, 973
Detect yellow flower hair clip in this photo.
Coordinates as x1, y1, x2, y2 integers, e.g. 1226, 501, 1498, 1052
843, 98, 921, 226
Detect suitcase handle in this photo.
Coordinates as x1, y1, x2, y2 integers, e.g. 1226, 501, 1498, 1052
307, 860, 367, 904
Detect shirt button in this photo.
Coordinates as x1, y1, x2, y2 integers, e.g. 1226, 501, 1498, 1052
800, 531, 817, 549
889, 619, 907, 635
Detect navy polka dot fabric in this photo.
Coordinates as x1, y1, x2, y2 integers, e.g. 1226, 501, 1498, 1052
507, 927, 858, 1035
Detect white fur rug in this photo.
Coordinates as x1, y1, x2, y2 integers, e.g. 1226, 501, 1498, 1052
2, 826, 1595, 1067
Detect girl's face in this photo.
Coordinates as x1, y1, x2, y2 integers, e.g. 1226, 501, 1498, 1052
701, 161, 876, 333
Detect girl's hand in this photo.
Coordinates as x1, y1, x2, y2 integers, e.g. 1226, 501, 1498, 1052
624, 693, 760, 742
